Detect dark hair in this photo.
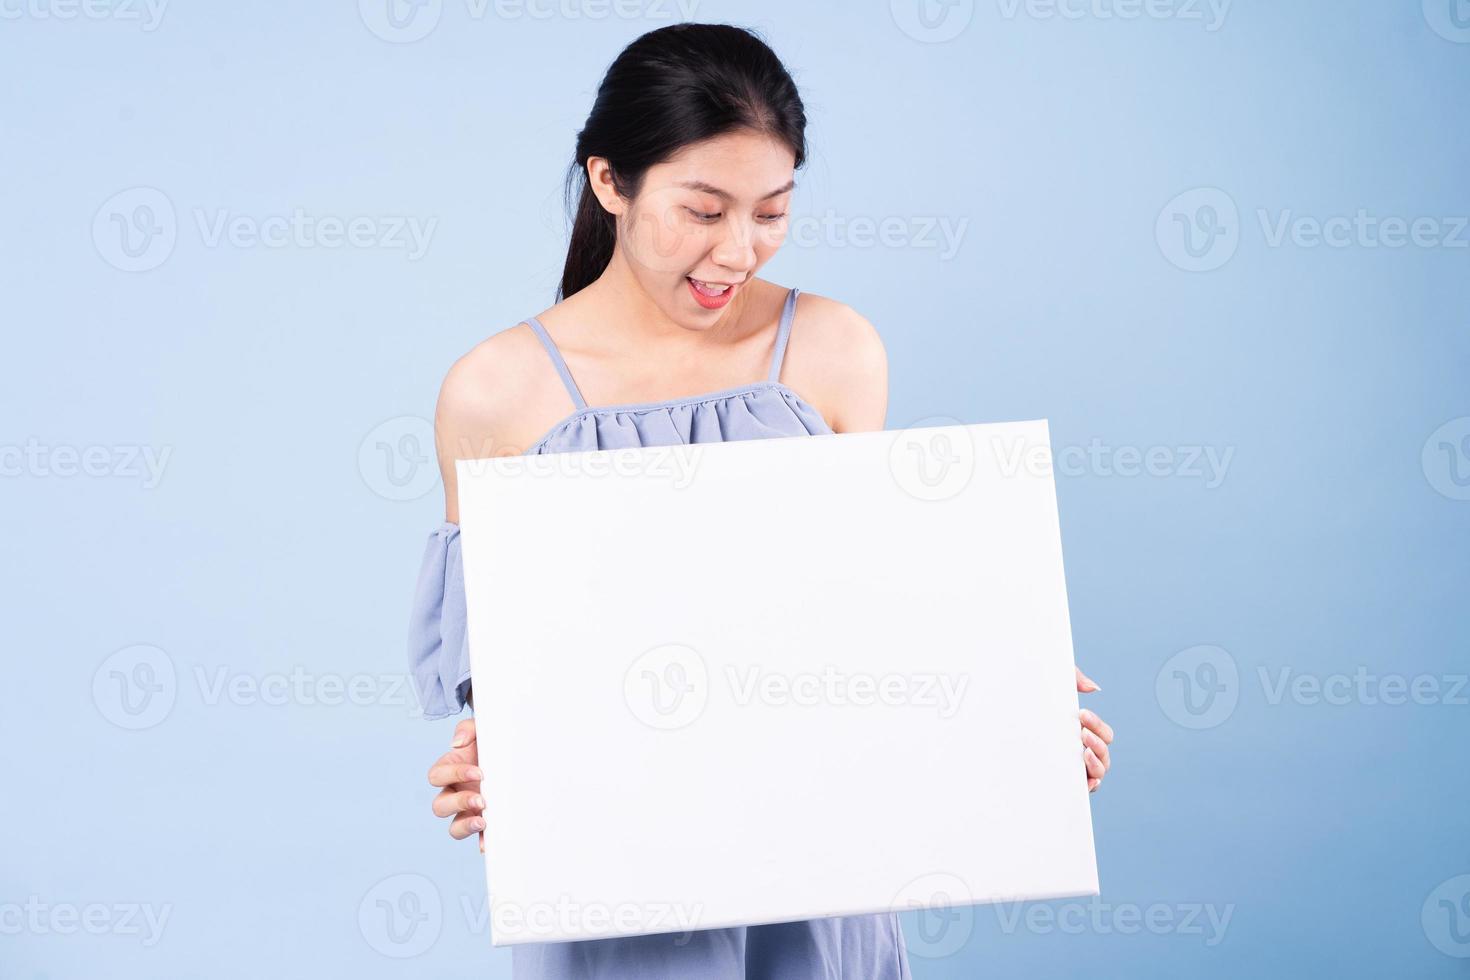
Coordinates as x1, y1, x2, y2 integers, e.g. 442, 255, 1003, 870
559, 23, 808, 299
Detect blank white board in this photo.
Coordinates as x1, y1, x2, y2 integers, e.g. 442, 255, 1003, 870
457, 419, 1097, 946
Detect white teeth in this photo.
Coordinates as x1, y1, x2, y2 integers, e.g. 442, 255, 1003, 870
689, 278, 731, 296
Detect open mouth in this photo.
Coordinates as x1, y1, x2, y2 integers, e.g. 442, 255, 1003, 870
687, 276, 738, 309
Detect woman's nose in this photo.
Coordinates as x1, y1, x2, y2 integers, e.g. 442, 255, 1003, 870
709, 219, 758, 273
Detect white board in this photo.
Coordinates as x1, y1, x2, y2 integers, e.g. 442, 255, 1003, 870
457, 420, 1098, 946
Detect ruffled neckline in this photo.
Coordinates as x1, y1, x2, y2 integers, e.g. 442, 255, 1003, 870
526, 380, 826, 454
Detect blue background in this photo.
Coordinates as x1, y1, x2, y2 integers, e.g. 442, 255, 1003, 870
3, 1, 1468, 976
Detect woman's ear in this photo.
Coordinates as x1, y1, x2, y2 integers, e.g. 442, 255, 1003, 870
586, 157, 627, 217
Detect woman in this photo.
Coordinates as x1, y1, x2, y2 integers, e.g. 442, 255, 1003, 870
408, 22, 1114, 979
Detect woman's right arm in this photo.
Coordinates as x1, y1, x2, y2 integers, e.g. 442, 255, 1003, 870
421, 343, 517, 848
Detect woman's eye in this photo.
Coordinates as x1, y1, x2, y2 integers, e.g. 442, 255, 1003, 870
687, 208, 721, 222
758, 212, 788, 223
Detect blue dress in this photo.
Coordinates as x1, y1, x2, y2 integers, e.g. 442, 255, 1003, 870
407, 287, 912, 980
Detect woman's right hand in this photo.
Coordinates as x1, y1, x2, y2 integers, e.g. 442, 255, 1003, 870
428, 717, 486, 852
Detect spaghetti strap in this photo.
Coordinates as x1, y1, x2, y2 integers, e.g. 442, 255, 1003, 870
767, 287, 801, 383
524, 316, 588, 411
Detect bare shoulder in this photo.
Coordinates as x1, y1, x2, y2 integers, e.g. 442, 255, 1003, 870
437, 325, 546, 452
434, 321, 577, 520
781, 289, 888, 432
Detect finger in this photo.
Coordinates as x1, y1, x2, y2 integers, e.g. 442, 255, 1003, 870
1084, 746, 1106, 781
1088, 776, 1101, 792
431, 788, 486, 819
451, 717, 477, 751
1079, 708, 1114, 744
449, 812, 486, 841
1075, 666, 1100, 693
428, 761, 484, 788
1082, 729, 1110, 770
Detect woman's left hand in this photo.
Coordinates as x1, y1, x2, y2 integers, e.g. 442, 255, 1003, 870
1076, 667, 1113, 793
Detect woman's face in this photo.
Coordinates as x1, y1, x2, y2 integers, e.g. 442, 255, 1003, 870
592, 129, 795, 327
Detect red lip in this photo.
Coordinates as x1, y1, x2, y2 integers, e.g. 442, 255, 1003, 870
687, 276, 737, 310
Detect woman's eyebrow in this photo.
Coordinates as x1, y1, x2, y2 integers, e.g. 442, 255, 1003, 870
677, 179, 796, 201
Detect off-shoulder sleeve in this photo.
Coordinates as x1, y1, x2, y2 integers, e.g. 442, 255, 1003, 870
407, 522, 472, 720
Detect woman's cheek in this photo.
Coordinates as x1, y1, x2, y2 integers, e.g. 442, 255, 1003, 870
757, 220, 788, 256
623, 194, 704, 274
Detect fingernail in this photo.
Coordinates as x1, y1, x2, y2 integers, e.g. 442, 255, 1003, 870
467, 767, 483, 781
472, 795, 485, 810
452, 733, 470, 748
